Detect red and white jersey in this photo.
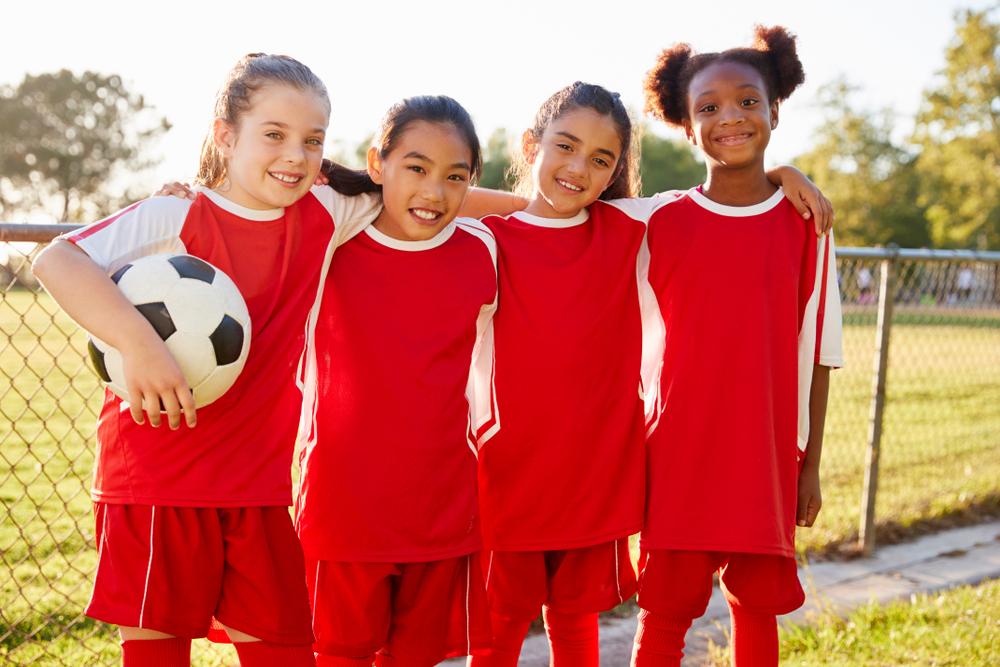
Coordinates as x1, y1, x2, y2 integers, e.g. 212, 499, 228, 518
477, 199, 672, 551
296, 218, 499, 562
63, 186, 380, 507
642, 187, 843, 557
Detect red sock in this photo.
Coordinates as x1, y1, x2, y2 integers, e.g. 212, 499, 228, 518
121, 637, 191, 667
729, 605, 778, 667
467, 612, 532, 667
630, 609, 689, 667
234, 640, 316, 667
315, 655, 374, 667
542, 608, 599, 667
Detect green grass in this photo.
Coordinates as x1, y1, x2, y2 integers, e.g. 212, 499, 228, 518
709, 578, 1000, 665
2, 290, 999, 664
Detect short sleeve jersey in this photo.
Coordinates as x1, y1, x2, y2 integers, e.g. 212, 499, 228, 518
477, 199, 671, 551
295, 219, 498, 562
64, 186, 380, 507
643, 187, 843, 557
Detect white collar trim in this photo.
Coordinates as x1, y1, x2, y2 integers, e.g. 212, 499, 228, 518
196, 186, 285, 221
688, 186, 786, 217
364, 221, 456, 251
511, 208, 589, 228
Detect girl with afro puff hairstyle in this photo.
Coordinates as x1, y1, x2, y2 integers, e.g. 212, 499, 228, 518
632, 26, 843, 666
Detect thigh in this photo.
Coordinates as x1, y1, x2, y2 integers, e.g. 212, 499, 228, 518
382, 553, 491, 664
308, 558, 396, 657
215, 507, 315, 645
719, 552, 804, 615
86, 503, 225, 638
635, 549, 724, 619
546, 537, 637, 614
482, 549, 548, 622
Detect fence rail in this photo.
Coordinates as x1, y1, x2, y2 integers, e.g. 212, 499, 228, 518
2, 225, 999, 665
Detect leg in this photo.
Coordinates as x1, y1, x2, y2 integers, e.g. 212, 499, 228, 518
119, 627, 191, 667
467, 612, 533, 667
542, 607, 599, 667
629, 609, 689, 667
223, 624, 316, 667
728, 604, 777, 667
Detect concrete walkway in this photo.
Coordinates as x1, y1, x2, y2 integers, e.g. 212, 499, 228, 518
509, 520, 1000, 666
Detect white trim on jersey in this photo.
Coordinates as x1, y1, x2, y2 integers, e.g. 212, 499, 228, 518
364, 220, 457, 250
196, 186, 284, 221
455, 218, 501, 453
510, 208, 589, 228
63, 196, 192, 275
796, 231, 844, 451
688, 186, 786, 217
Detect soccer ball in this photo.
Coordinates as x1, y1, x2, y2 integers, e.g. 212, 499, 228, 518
87, 254, 252, 409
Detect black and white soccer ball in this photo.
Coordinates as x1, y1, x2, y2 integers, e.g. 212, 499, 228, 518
87, 254, 252, 409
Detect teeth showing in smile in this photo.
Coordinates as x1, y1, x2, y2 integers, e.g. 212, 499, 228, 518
557, 179, 584, 192
269, 172, 302, 184
715, 134, 751, 145
411, 208, 440, 221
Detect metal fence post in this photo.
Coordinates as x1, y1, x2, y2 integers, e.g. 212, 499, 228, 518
858, 244, 898, 555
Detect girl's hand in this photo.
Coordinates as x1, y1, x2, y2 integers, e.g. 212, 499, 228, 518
796, 462, 822, 527
154, 181, 196, 200
314, 160, 330, 186
768, 166, 834, 236
119, 332, 197, 430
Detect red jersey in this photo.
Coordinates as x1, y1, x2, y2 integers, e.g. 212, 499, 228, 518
64, 186, 380, 507
296, 219, 499, 562
477, 199, 670, 551
643, 187, 843, 557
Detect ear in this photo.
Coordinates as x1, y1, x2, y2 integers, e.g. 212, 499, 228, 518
366, 146, 384, 185
521, 129, 539, 164
682, 119, 698, 146
770, 101, 780, 130
212, 117, 237, 158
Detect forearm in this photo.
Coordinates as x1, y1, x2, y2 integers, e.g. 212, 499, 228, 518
460, 187, 528, 219
32, 241, 162, 351
765, 164, 802, 188
802, 364, 831, 469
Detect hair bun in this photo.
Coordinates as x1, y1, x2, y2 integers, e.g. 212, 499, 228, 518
643, 42, 693, 126
752, 25, 804, 101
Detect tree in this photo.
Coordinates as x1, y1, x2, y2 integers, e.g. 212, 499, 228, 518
0, 70, 170, 222
913, 7, 1000, 249
638, 130, 704, 196
794, 80, 930, 247
479, 128, 515, 191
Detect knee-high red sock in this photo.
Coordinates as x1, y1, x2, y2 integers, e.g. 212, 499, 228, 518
467, 612, 532, 667
315, 653, 374, 667
234, 641, 316, 667
542, 608, 599, 667
630, 609, 690, 667
729, 606, 778, 667
121, 637, 191, 667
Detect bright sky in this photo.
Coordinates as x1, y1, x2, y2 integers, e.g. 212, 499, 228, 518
1, 0, 993, 198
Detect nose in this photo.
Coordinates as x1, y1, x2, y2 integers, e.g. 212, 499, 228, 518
567, 152, 587, 177
283, 143, 307, 165
421, 178, 445, 203
720, 104, 745, 126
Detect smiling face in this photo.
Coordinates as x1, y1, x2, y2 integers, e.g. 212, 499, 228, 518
368, 120, 474, 242
684, 60, 778, 170
214, 84, 329, 210
522, 107, 622, 219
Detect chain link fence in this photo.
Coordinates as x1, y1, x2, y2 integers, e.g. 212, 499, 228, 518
2, 226, 999, 665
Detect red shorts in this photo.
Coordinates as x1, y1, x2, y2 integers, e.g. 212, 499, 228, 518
306, 553, 491, 663
636, 549, 804, 617
484, 537, 636, 621
85, 503, 313, 644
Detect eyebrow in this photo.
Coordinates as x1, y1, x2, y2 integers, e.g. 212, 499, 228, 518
404, 151, 471, 172
261, 120, 326, 134
555, 131, 617, 161
695, 83, 764, 98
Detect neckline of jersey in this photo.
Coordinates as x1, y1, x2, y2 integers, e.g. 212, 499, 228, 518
364, 221, 457, 251
510, 207, 590, 228
196, 186, 285, 221
688, 186, 785, 217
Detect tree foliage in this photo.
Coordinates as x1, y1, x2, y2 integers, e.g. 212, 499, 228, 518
913, 7, 1000, 249
0, 70, 169, 222
795, 80, 931, 247
638, 130, 704, 196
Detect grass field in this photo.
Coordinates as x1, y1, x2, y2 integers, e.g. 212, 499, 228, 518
2, 288, 999, 665
707, 578, 1000, 665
